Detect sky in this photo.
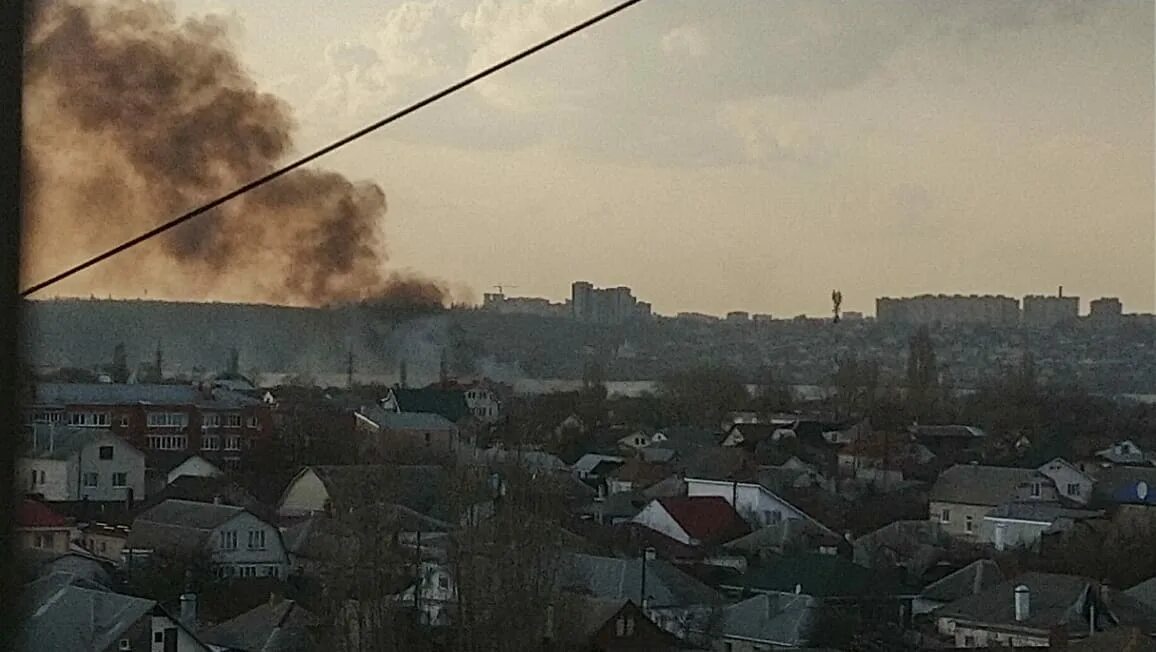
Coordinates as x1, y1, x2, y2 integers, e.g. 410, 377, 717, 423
147, 0, 1154, 316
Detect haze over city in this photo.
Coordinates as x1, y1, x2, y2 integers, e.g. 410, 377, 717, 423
22, 0, 1155, 317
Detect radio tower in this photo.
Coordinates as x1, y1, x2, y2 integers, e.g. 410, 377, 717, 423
831, 290, 843, 324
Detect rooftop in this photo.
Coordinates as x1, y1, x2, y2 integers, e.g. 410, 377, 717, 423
655, 496, 750, 546
716, 592, 819, 647
388, 387, 470, 422
33, 382, 260, 408
199, 598, 317, 652
921, 559, 1005, 603
16, 499, 70, 528
930, 464, 1042, 507
561, 553, 720, 608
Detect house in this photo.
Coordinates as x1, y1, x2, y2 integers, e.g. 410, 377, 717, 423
281, 506, 451, 578
572, 453, 625, 481
710, 592, 821, 651
19, 548, 116, 587
198, 595, 318, 652
929, 464, 1058, 538
724, 519, 845, 559
143, 451, 224, 496
559, 552, 721, 638
631, 496, 751, 547
651, 426, 720, 458
852, 520, 951, 582
18, 426, 146, 503
79, 520, 131, 562
15, 499, 74, 553
1037, 457, 1095, 505
395, 559, 459, 626
618, 429, 658, 450
606, 459, 669, 495
835, 433, 936, 486
915, 559, 1005, 615
379, 387, 470, 423
355, 407, 461, 454
1093, 440, 1152, 468
127, 499, 289, 579
26, 382, 272, 466
983, 502, 1104, 551
560, 597, 681, 651
685, 477, 835, 534
720, 553, 911, 632
934, 572, 1156, 648
477, 446, 567, 473
721, 423, 794, 450
909, 425, 987, 460
17, 571, 210, 651
276, 464, 490, 525
165, 454, 223, 486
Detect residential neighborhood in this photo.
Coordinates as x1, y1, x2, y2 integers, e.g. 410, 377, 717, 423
13, 357, 1156, 651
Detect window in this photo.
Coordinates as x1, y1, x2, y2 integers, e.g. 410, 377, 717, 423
35, 533, 53, 548
112, 472, 127, 488
963, 634, 976, 647
224, 436, 242, 451
68, 412, 110, 427
201, 435, 220, 451
438, 575, 449, 590
99, 445, 114, 460
30, 410, 63, 425
38, 470, 45, 484
964, 515, 974, 533
1067, 483, 1081, 496
941, 508, 951, 523
154, 631, 164, 644
1030, 483, 1042, 497
146, 412, 187, 428
202, 413, 222, 429
118, 639, 131, 651
625, 617, 635, 636
239, 565, 257, 578
147, 435, 188, 451
248, 530, 266, 550
83, 472, 99, 487
424, 432, 432, 446
224, 413, 242, 428
615, 617, 626, 636
263, 566, 279, 577
219, 530, 237, 550
246, 416, 259, 428
118, 415, 129, 427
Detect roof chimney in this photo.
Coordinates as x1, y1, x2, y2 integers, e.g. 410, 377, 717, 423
1014, 585, 1030, 622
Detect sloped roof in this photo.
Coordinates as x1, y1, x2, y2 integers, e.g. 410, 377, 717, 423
307, 464, 466, 521
717, 593, 819, 647
562, 553, 720, 607
986, 502, 1103, 523
34, 382, 259, 408
128, 499, 245, 553
921, 559, 1005, 603
638, 447, 676, 464
199, 598, 317, 652
359, 407, 457, 431
16, 499, 70, 528
728, 423, 785, 446
934, 573, 1156, 634
724, 519, 841, 553
656, 496, 750, 545
22, 426, 127, 460
911, 425, 987, 439
389, 388, 469, 422
572, 453, 624, 475
725, 553, 893, 598
137, 476, 271, 523
16, 572, 201, 652
1126, 577, 1156, 610
930, 464, 1040, 506
1068, 627, 1156, 652
573, 597, 630, 640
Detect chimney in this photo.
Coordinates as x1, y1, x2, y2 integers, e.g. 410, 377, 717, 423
1014, 585, 1030, 622
1058, 285, 1063, 298
179, 591, 197, 626
795, 583, 803, 594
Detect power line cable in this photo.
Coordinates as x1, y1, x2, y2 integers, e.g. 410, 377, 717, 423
21, 0, 646, 297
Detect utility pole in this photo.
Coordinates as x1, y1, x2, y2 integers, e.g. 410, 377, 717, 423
346, 349, 354, 389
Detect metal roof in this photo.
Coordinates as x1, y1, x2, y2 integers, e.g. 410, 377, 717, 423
33, 382, 260, 408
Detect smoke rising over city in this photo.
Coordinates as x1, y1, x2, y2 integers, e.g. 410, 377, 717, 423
23, 0, 446, 308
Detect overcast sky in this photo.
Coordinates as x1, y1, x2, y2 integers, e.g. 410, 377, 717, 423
166, 0, 1154, 317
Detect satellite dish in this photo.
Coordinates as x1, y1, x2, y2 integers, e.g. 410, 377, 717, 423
1138, 481, 1148, 501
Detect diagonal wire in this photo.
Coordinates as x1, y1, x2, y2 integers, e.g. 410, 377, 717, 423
21, 0, 646, 297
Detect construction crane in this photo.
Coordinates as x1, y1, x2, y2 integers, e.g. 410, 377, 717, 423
492, 284, 518, 295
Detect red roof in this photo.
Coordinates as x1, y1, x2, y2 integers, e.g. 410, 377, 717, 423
657, 496, 749, 545
16, 499, 70, 528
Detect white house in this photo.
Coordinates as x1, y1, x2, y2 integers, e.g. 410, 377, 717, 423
127, 499, 289, 579
684, 478, 834, 533
396, 560, 458, 626
19, 426, 146, 503
618, 430, 657, 450
1036, 458, 1094, 505
463, 386, 502, 421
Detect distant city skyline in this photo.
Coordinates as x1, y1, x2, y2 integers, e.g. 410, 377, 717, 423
25, 1, 1154, 317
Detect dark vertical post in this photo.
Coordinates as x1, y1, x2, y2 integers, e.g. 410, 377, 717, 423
0, 1, 24, 649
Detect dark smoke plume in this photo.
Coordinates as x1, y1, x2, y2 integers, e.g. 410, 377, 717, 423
23, 0, 448, 308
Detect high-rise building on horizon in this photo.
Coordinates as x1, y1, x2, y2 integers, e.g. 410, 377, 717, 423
1022, 287, 1078, 327
571, 281, 648, 324
876, 294, 1020, 326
